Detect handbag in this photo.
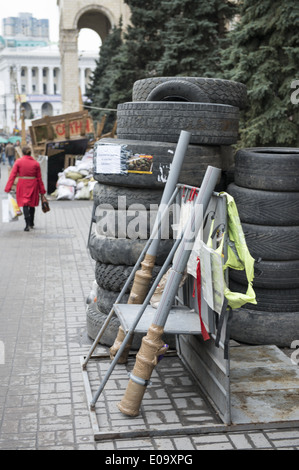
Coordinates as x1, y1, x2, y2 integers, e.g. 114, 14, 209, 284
41, 194, 50, 213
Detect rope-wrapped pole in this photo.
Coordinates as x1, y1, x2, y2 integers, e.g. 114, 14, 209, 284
117, 165, 221, 416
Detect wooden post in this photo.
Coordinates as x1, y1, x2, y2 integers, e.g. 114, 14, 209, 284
96, 115, 107, 139
21, 108, 26, 146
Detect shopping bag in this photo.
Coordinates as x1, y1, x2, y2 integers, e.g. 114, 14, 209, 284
8, 194, 22, 217
2, 195, 22, 223
199, 237, 225, 315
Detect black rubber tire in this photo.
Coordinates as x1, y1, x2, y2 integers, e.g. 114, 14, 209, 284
95, 262, 161, 293
89, 232, 174, 266
94, 206, 173, 239
93, 182, 163, 209
230, 307, 299, 347
228, 183, 299, 226
97, 285, 130, 315
242, 222, 299, 261
133, 77, 248, 109
146, 80, 209, 103
93, 138, 224, 188
229, 280, 299, 312
116, 102, 239, 145
229, 259, 299, 289
234, 147, 299, 191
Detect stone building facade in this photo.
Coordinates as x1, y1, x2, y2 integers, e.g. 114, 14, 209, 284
0, 43, 97, 134
0, 2, 131, 133
58, 0, 130, 113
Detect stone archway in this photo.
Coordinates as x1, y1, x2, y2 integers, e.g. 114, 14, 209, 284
21, 102, 34, 120
58, 0, 130, 114
42, 102, 54, 117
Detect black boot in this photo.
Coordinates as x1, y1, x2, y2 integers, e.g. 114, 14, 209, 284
23, 207, 30, 231
24, 218, 30, 231
29, 207, 35, 228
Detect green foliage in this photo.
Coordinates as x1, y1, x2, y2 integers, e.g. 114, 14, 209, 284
152, 0, 236, 77
222, 0, 299, 148
111, 0, 167, 91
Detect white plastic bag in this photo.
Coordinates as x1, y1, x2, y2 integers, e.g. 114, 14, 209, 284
57, 185, 75, 200
2, 195, 22, 223
199, 240, 225, 315
75, 185, 90, 200
8, 194, 22, 218
57, 176, 77, 187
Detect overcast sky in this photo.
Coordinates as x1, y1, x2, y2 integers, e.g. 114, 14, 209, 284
0, 0, 101, 51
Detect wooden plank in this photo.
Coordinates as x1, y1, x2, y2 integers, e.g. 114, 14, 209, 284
31, 111, 94, 143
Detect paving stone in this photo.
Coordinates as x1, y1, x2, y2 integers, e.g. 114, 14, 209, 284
173, 437, 195, 450
228, 433, 253, 450
247, 432, 273, 449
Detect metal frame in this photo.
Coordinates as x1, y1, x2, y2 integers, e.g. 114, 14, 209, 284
81, 183, 299, 441
83, 171, 222, 405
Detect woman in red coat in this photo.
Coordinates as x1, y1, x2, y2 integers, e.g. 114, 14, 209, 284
5, 145, 46, 231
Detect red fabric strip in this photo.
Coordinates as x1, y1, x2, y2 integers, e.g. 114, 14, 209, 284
196, 257, 210, 341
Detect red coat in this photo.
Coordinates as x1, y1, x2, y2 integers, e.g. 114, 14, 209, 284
5, 155, 46, 207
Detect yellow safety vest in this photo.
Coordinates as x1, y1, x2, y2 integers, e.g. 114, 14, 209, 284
221, 192, 257, 309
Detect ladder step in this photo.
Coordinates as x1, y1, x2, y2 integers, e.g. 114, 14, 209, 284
113, 304, 202, 335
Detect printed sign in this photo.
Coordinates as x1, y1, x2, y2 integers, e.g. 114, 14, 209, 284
96, 144, 123, 174
54, 119, 93, 138
33, 118, 93, 142
127, 155, 153, 174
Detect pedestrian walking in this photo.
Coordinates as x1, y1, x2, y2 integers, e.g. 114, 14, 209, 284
5, 142, 16, 168
4, 145, 47, 231
1, 143, 6, 165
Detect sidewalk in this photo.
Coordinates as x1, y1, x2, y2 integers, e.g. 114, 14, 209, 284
0, 163, 299, 451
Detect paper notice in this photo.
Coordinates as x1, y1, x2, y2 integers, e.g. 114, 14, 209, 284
96, 144, 123, 174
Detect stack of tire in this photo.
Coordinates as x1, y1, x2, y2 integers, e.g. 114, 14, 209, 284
87, 76, 247, 347
227, 147, 299, 347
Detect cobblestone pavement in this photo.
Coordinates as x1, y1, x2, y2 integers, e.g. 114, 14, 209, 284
0, 163, 299, 452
